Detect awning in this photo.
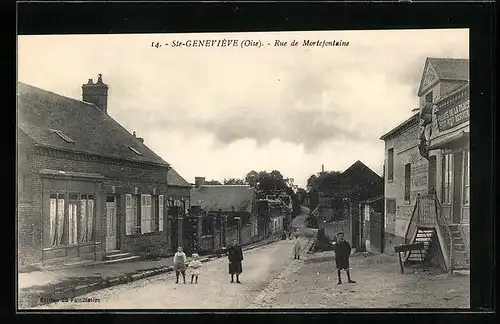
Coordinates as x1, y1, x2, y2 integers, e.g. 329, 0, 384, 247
428, 131, 469, 150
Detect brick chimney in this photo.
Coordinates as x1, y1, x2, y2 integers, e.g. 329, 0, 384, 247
82, 74, 109, 113
195, 177, 206, 188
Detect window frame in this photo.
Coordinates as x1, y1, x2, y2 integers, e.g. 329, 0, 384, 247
140, 194, 153, 234
387, 148, 394, 182
125, 194, 138, 235
441, 153, 453, 204
463, 150, 470, 206
404, 163, 411, 202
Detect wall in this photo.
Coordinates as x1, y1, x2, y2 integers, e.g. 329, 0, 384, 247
18, 144, 171, 266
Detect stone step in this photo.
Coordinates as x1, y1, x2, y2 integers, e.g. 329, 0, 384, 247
106, 249, 123, 255
104, 252, 134, 261
103, 255, 142, 264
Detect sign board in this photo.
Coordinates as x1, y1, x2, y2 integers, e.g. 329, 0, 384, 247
436, 97, 470, 131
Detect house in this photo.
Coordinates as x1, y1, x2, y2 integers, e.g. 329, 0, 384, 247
310, 161, 384, 248
17, 75, 172, 268
189, 178, 259, 254
166, 167, 192, 251
380, 57, 469, 272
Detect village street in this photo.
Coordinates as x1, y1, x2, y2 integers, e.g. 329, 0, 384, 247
34, 210, 317, 309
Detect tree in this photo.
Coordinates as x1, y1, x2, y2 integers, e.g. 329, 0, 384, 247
205, 179, 222, 185
245, 170, 259, 187
223, 178, 246, 185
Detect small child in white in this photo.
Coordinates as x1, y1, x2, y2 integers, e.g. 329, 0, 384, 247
189, 253, 203, 284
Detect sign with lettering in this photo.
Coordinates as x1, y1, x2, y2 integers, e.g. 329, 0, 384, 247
436, 98, 470, 131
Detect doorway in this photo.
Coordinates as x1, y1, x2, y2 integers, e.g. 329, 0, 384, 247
452, 152, 464, 224
105, 195, 117, 252
428, 155, 437, 194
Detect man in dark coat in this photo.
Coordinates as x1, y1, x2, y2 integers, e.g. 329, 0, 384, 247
333, 232, 356, 284
227, 239, 243, 283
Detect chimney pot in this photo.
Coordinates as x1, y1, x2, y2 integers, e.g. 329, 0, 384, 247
88, 79, 94, 84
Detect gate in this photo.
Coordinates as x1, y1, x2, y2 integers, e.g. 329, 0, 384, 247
183, 216, 199, 255
370, 211, 384, 253
170, 218, 179, 252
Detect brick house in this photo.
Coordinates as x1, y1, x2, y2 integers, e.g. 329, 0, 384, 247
380, 57, 469, 271
17, 75, 172, 268
189, 178, 259, 253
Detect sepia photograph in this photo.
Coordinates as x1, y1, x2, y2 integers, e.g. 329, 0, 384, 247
17, 28, 471, 310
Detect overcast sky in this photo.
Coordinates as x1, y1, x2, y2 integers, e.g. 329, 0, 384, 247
18, 29, 469, 188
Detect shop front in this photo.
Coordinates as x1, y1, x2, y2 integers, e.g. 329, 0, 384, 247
428, 84, 470, 226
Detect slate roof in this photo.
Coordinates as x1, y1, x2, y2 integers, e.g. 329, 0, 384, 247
379, 113, 419, 141
17, 82, 169, 167
418, 58, 469, 96
428, 58, 469, 81
167, 168, 191, 188
190, 185, 256, 213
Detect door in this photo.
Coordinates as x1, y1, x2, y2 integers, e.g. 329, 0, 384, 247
106, 196, 117, 252
452, 152, 464, 224
428, 155, 437, 194
171, 218, 179, 252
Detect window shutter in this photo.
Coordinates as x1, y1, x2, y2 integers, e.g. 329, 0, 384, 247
159, 195, 164, 232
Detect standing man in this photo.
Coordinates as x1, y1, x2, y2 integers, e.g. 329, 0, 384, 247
293, 233, 302, 260
228, 238, 243, 283
333, 231, 356, 284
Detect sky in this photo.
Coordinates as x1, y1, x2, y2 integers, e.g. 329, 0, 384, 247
17, 29, 469, 188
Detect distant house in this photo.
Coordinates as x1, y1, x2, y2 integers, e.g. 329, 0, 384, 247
189, 178, 259, 253
311, 160, 384, 248
17, 75, 171, 268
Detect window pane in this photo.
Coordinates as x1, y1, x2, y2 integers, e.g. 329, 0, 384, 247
68, 203, 78, 245
49, 196, 57, 246
80, 198, 87, 243
159, 195, 164, 232
57, 197, 65, 245
87, 198, 94, 241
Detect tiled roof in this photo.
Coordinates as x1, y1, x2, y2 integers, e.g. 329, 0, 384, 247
190, 185, 256, 213
17, 82, 169, 167
167, 168, 191, 188
428, 58, 469, 81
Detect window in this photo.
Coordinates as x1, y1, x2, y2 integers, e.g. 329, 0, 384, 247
442, 153, 453, 204
425, 91, 433, 103
141, 194, 153, 234
125, 194, 138, 235
49, 193, 65, 247
68, 193, 78, 245
158, 195, 164, 232
50, 129, 75, 143
202, 216, 214, 236
387, 148, 394, 181
404, 163, 411, 201
128, 146, 142, 156
80, 194, 95, 242
463, 150, 470, 205
386, 199, 396, 215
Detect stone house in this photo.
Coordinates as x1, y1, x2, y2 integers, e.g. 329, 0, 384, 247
17, 75, 171, 268
380, 57, 469, 271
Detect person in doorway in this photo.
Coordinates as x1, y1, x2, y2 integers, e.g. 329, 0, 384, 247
173, 246, 187, 284
189, 253, 203, 284
293, 233, 302, 260
332, 232, 356, 284
227, 239, 243, 283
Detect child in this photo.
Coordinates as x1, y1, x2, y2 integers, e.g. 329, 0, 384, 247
189, 253, 203, 284
332, 231, 356, 284
173, 246, 187, 284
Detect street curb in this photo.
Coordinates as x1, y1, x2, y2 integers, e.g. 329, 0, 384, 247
23, 235, 284, 309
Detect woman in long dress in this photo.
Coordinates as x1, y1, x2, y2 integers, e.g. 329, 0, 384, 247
227, 239, 243, 283
173, 246, 187, 284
